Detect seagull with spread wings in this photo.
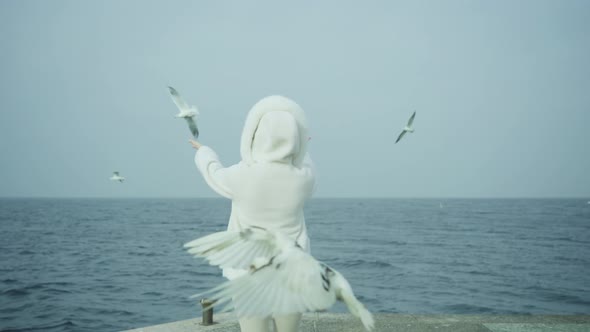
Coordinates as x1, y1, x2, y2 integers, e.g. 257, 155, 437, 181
184, 227, 375, 331
110, 171, 125, 183
395, 111, 416, 144
168, 86, 200, 138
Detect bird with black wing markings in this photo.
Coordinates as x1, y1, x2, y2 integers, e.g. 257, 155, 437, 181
395, 111, 416, 144
184, 227, 375, 331
168, 86, 200, 138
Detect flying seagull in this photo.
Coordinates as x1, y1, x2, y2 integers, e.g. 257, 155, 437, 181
168, 86, 199, 138
110, 171, 125, 183
184, 228, 375, 331
395, 111, 416, 144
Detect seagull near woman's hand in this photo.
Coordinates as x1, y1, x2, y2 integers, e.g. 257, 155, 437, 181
109, 171, 125, 183
184, 228, 375, 331
168, 86, 200, 138
395, 111, 416, 144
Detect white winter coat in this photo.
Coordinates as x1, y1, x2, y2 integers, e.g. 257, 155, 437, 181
194, 95, 315, 279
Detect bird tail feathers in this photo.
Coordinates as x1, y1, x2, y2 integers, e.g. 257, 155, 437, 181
341, 290, 375, 331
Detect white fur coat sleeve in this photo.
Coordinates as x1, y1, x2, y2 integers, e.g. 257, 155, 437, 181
301, 153, 316, 196
194, 146, 239, 199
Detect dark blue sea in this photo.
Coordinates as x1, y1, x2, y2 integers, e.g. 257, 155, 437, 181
1, 198, 589, 331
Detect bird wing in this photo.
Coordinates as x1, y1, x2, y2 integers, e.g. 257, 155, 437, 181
332, 269, 375, 331
184, 228, 279, 270
185, 117, 199, 138
196, 250, 337, 318
407, 111, 416, 127
168, 86, 191, 112
395, 130, 406, 143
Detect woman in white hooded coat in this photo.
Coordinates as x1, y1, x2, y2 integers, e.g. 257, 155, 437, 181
189, 95, 315, 332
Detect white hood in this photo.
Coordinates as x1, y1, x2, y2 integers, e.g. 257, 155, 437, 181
240, 95, 309, 167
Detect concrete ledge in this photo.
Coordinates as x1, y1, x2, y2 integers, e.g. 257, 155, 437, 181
122, 313, 590, 332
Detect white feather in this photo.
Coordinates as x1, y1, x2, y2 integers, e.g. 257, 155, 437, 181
168, 86, 199, 117
184, 228, 278, 270
395, 111, 416, 144
184, 228, 375, 331
167, 86, 200, 138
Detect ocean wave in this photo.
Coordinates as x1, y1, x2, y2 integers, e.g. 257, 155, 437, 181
341, 259, 394, 268
1, 288, 29, 297
0, 303, 33, 314
0, 319, 76, 332
126, 251, 162, 257
442, 303, 496, 313
74, 307, 135, 317
0, 279, 19, 284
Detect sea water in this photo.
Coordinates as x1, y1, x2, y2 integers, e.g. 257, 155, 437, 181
1, 198, 589, 331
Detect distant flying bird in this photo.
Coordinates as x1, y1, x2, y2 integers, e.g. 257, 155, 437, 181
168, 86, 199, 138
184, 228, 375, 331
395, 111, 416, 144
110, 171, 125, 183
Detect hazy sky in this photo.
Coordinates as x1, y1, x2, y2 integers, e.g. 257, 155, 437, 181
1, 0, 589, 198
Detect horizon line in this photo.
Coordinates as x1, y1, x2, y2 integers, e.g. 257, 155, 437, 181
0, 196, 588, 200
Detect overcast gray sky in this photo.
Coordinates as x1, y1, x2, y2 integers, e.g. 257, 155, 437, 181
1, 0, 588, 198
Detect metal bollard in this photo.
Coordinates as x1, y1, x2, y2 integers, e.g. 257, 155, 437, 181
200, 298, 215, 326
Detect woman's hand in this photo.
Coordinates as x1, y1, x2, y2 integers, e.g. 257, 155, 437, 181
189, 139, 202, 150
